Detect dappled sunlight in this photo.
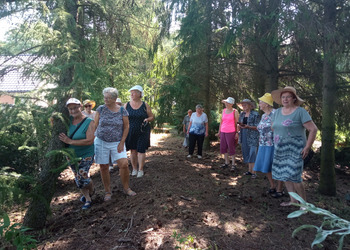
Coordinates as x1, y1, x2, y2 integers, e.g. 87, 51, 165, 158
150, 132, 171, 147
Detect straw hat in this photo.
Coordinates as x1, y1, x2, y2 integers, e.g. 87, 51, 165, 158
222, 97, 235, 105
271, 86, 304, 106
237, 99, 256, 109
258, 93, 273, 107
83, 99, 96, 109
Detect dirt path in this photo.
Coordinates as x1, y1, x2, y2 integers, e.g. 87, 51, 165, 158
29, 132, 349, 249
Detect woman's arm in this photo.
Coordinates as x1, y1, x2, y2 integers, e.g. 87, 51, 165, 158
205, 122, 209, 137
94, 110, 100, 130
59, 120, 95, 146
117, 115, 130, 153
187, 121, 192, 134
301, 120, 318, 159
144, 102, 154, 122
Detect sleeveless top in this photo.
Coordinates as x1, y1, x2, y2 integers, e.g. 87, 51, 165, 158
126, 102, 150, 135
220, 108, 237, 133
68, 117, 94, 158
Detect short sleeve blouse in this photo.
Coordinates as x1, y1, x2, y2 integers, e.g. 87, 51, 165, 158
95, 105, 129, 142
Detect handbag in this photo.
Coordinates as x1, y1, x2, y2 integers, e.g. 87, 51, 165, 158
65, 117, 88, 147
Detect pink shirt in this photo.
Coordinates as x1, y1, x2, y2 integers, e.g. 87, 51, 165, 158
220, 108, 237, 133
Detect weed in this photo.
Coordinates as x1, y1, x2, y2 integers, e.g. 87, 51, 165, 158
288, 192, 349, 249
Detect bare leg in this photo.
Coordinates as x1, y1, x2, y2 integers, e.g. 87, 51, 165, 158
130, 149, 138, 171
276, 181, 284, 193
99, 164, 111, 193
284, 181, 298, 203
293, 182, 306, 202
249, 163, 255, 174
231, 155, 236, 166
266, 172, 275, 189
117, 158, 130, 190
138, 152, 146, 171
81, 181, 93, 202
224, 153, 229, 165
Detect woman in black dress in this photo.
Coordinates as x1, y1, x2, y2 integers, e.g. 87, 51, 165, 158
125, 85, 154, 178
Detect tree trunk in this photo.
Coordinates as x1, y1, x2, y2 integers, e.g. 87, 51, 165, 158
23, 0, 79, 229
318, 0, 336, 196
203, 0, 213, 150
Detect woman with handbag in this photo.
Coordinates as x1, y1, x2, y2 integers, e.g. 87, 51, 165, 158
59, 98, 95, 210
125, 85, 154, 178
217, 97, 239, 171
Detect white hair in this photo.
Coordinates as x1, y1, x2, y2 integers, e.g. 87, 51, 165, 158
103, 87, 118, 99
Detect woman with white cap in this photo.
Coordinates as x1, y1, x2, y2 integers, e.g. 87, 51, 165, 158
82, 99, 96, 120
271, 86, 317, 207
125, 85, 154, 178
94, 87, 136, 201
217, 97, 239, 170
59, 98, 95, 210
237, 99, 260, 178
253, 93, 283, 197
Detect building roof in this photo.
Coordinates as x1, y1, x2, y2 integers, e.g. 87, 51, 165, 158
0, 55, 47, 93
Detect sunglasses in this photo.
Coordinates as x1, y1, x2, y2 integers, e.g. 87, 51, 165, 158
84, 105, 92, 107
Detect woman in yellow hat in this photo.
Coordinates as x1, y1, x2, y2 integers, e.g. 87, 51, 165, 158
253, 93, 283, 197
82, 99, 96, 120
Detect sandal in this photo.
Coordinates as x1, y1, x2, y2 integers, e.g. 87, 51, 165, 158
266, 188, 276, 194
271, 191, 284, 198
230, 165, 236, 171
244, 171, 252, 175
124, 188, 136, 196
104, 192, 112, 201
221, 164, 228, 169
251, 174, 257, 179
80, 196, 86, 203
82, 201, 92, 210
280, 201, 292, 207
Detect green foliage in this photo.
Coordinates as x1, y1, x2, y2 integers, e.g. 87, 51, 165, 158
0, 213, 37, 249
288, 192, 350, 249
172, 231, 197, 250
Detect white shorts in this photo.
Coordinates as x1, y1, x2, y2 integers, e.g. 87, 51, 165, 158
94, 137, 127, 164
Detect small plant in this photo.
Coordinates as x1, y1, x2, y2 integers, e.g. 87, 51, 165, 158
0, 213, 37, 249
287, 192, 350, 249
172, 231, 198, 250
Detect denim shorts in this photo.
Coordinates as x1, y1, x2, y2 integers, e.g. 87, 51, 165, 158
94, 137, 127, 164
70, 156, 94, 189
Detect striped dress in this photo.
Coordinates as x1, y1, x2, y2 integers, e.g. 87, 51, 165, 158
271, 107, 312, 183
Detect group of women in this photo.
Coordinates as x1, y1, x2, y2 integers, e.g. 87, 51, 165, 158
216, 86, 318, 207
59, 85, 153, 210
61, 84, 317, 209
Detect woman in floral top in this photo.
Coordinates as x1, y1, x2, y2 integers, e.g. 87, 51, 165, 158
253, 93, 283, 197
271, 86, 317, 207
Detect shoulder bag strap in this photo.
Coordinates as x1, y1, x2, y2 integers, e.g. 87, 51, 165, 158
69, 117, 88, 139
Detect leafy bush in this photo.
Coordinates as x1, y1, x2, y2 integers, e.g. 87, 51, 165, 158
288, 192, 349, 249
0, 213, 37, 249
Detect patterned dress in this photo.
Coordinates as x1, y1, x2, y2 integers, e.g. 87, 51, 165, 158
126, 102, 150, 153
271, 107, 312, 183
253, 110, 275, 173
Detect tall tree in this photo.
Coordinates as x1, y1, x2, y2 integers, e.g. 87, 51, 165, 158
318, 0, 337, 195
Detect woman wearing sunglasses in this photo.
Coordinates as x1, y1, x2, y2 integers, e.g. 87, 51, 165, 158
82, 99, 96, 120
